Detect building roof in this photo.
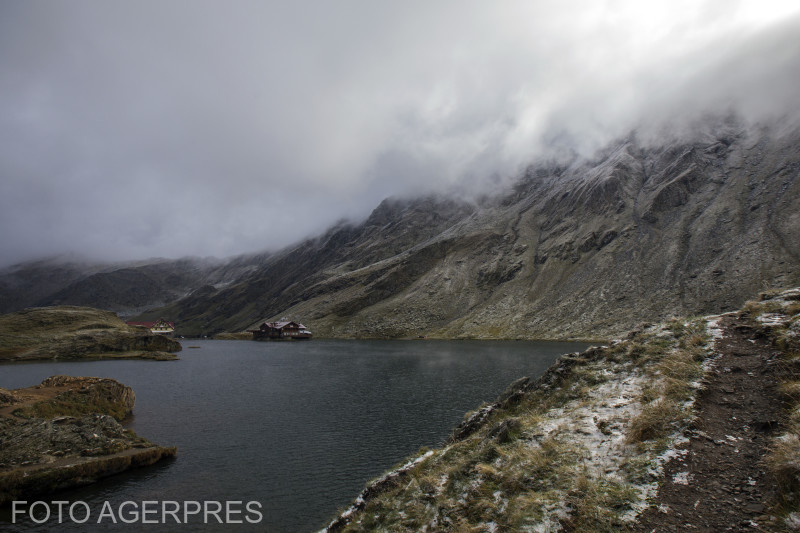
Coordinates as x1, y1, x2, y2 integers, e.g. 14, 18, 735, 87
126, 319, 175, 329
261, 321, 307, 330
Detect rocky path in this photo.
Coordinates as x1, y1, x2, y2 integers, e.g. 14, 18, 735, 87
633, 314, 787, 532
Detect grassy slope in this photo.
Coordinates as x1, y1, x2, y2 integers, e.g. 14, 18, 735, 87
325, 288, 800, 532
0, 305, 180, 360
757, 291, 800, 528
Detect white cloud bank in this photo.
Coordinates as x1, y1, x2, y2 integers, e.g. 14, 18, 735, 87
1, 0, 799, 265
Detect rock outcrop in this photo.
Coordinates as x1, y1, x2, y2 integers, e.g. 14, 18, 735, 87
0, 376, 176, 504
4, 376, 137, 421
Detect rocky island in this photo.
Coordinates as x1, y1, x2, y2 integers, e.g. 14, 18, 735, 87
0, 375, 176, 504
0, 306, 182, 361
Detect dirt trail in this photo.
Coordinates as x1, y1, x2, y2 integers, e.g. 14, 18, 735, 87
0, 385, 62, 418
633, 314, 787, 532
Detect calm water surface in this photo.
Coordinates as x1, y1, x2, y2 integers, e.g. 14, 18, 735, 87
0, 339, 591, 532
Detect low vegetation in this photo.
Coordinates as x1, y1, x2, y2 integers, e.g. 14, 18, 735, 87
0, 305, 181, 360
326, 311, 715, 531
0, 376, 176, 504
213, 331, 253, 340
9, 376, 136, 422
755, 289, 800, 528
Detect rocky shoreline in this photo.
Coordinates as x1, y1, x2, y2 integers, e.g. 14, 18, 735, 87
322, 287, 800, 532
0, 376, 176, 504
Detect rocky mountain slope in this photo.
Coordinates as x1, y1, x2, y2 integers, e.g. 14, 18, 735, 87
135, 196, 479, 335
3, 118, 798, 340
0, 255, 261, 317
139, 118, 800, 339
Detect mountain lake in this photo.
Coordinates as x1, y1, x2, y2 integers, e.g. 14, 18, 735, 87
0, 338, 592, 532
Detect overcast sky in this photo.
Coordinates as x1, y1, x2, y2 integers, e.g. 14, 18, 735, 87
1, 1, 799, 266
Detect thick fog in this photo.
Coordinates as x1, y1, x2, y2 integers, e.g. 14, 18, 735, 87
1, 1, 799, 266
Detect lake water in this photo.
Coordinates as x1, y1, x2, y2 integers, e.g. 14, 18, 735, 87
0, 339, 591, 532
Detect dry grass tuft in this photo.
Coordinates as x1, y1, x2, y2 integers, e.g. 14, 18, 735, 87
779, 382, 800, 403
767, 433, 800, 505
742, 300, 785, 317
626, 398, 683, 444
657, 349, 704, 401
562, 474, 637, 532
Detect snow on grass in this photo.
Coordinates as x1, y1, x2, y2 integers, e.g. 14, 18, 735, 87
758, 313, 790, 327
707, 315, 726, 342
327, 317, 716, 531
518, 361, 659, 523
531, 366, 646, 480
320, 449, 436, 532
494, 322, 712, 527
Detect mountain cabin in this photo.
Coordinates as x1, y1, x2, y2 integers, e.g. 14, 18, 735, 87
250, 321, 312, 340
126, 318, 176, 336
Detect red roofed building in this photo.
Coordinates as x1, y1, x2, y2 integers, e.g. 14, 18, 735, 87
126, 318, 175, 336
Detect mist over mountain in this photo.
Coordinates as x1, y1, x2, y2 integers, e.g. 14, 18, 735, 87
7, 115, 795, 340
2, 2, 799, 265
2, 3, 799, 338
130, 117, 799, 339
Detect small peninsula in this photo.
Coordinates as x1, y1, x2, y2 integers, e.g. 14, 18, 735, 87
0, 375, 176, 503
0, 306, 182, 361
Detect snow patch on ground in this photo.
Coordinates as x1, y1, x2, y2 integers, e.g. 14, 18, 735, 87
526, 361, 658, 523
521, 320, 711, 525
707, 315, 725, 341
530, 506, 570, 533
758, 313, 789, 327
672, 471, 691, 485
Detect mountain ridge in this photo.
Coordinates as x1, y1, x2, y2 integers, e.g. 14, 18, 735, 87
2, 118, 798, 340
167, 119, 797, 340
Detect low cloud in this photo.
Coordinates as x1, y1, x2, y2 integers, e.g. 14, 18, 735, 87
1, 1, 799, 265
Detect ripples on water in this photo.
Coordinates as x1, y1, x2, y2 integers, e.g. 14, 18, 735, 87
0, 339, 591, 532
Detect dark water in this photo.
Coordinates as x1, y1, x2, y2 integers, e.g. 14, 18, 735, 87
0, 339, 590, 532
